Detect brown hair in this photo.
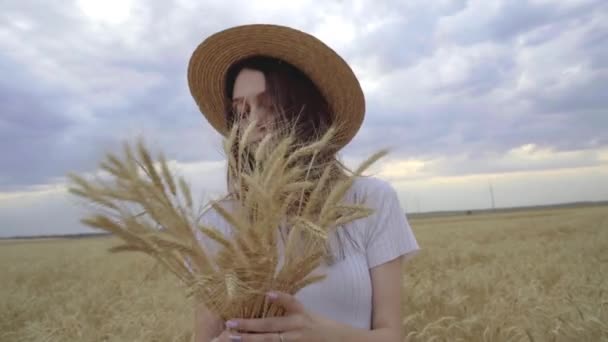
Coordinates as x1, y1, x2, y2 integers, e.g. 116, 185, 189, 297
225, 56, 332, 143
223, 56, 360, 261
224, 56, 351, 188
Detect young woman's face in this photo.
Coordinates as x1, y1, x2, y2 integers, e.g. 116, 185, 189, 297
231, 68, 274, 143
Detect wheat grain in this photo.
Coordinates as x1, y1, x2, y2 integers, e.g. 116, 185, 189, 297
67, 121, 382, 320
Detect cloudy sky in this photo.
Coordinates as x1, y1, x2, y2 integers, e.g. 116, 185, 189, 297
1, 0, 607, 237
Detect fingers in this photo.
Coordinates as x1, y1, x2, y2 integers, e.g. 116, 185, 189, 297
221, 292, 305, 341
230, 332, 292, 342
266, 291, 304, 314
213, 330, 239, 342
227, 316, 302, 333
210, 330, 226, 342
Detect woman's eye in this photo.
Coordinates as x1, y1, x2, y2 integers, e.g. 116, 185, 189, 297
234, 102, 250, 116
258, 92, 273, 109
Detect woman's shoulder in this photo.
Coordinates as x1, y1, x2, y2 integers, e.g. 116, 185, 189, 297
197, 176, 401, 225
349, 176, 401, 207
352, 175, 395, 191
350, 176, 420, 266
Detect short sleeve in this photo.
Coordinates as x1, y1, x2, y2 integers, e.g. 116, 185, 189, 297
365, 180, 420, 269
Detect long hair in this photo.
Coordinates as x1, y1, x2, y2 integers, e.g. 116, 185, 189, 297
222, 56, 361, 263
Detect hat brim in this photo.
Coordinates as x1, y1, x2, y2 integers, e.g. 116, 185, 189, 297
187, 24, 365, 149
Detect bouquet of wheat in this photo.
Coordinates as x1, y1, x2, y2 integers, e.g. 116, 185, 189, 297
68, 121, 386, 321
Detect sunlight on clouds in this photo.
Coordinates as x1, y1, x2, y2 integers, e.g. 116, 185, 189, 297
0, 158, 226, 205
312, 14, 358, 52
599, 149, 608, 162
391, 165, 608, 212
515, 71, 536, 93
435, 48, 472, 86
174, 160, 226, 198
0, 158, 227, 236
0, 183, 65, 202
507, 143, 552, 160
1, 157, 606, 236
77, 0, 134, 25
378, 159, 428, 180
503, 144, 605, 167
348, 54, 385, 94
0, 184, 90, 237
10, 17, 35, 31
365, 146, 608, 184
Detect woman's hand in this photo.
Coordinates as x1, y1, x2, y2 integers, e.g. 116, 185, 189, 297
220, 291, 332, 342
210, 330, 236, 342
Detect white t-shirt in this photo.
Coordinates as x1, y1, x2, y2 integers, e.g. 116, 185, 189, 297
191, 176, 420, 329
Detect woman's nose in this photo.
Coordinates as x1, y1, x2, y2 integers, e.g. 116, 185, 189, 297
248, 104, 267, 123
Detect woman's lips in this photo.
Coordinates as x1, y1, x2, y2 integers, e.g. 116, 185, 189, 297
256, 123, 269, 133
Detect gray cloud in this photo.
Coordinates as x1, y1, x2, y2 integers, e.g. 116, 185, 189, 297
1, 0, 607, 193
342, 0, 467, 73
2, 0, 608, 237
437, 0, 606, 45
0, 57, 83, 190
0, 1, 227, 190
346, 0, 608, 161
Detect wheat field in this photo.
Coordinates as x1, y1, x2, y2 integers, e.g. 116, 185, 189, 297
1, 205, 607, 342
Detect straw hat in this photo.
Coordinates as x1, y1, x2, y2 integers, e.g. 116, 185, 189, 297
187, 24, 365, 149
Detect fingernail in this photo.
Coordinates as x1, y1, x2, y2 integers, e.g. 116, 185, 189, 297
229, 335, 241, 342
267, 291, 278, 299
226, 320, 238, 328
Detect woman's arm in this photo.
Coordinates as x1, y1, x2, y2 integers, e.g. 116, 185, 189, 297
225, 256, 405, 342
320, 255, 404, 341
193, 301, 224, 342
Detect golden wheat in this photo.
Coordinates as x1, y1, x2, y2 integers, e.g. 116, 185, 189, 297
2, 206, 606, 341
66, 122, 385, 321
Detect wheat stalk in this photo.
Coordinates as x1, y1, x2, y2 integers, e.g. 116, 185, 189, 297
68, 121, 386, 320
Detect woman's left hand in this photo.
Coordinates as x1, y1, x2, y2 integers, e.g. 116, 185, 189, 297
225, 291, 331, 342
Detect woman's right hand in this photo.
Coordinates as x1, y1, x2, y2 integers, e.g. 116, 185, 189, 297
210, 330, 236, 342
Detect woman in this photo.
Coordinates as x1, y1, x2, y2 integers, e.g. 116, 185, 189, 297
187, 24, 420, 342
